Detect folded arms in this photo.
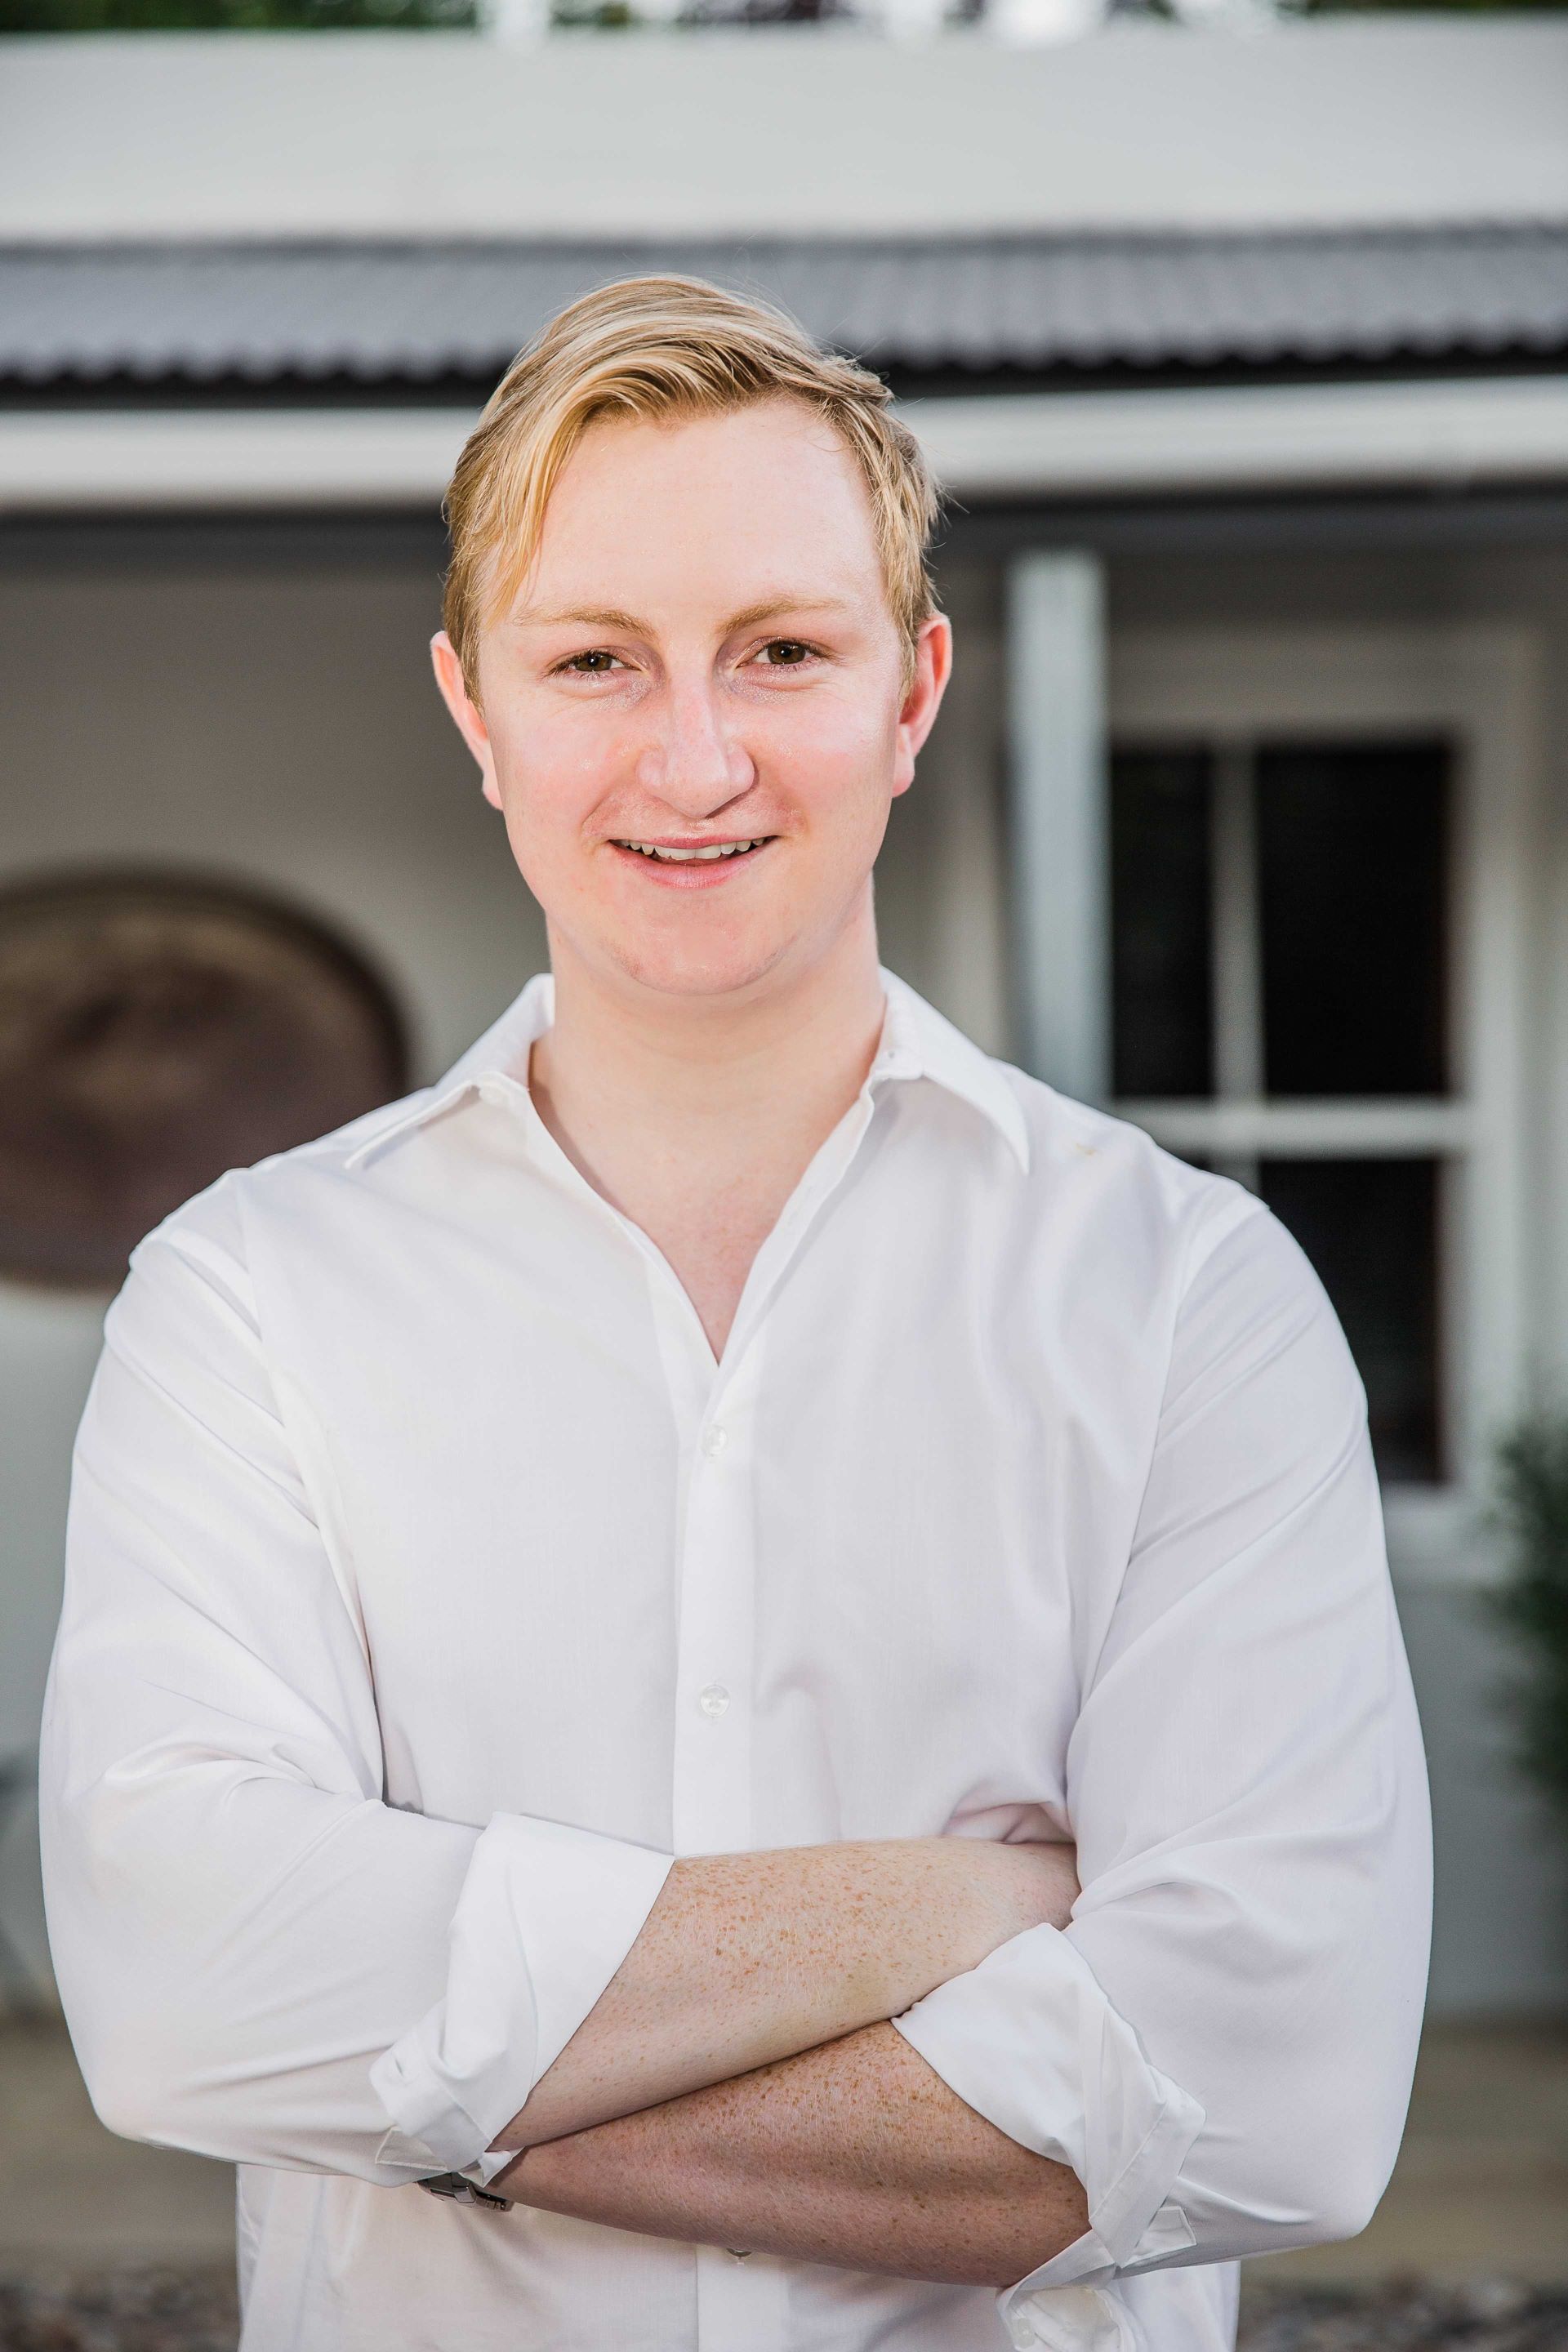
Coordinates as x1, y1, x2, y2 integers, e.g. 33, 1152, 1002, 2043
490, 1837, 1089, 2283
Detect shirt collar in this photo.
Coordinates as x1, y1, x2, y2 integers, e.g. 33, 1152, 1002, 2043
346, 966, 1028, 1176
871, 969, 1031, 1173
344, 973, 556, 1171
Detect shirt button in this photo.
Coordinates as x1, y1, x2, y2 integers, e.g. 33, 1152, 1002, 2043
697, 1682, 730, 1718
701, 1424, 728, 1459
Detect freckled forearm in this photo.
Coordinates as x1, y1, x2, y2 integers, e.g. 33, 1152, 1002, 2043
497, 2020, 1088, 2289
497, 1838, 1079, 2153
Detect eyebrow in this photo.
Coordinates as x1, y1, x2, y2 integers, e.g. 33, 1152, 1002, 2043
514, 604, 647, 635
514, 595, 858, 636
723, 596, 858, 633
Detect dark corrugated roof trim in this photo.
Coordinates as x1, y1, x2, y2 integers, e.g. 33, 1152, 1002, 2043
4, 226, 1567, 386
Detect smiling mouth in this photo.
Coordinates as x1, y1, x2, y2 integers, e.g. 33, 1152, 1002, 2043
613, 838, 773, 863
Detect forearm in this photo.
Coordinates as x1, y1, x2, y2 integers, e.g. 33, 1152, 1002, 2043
502, 1838, 1077, 2150
499, 2020, 1088, 2287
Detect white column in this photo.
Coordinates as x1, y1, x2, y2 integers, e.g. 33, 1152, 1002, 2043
1005, 550, 1109, 1101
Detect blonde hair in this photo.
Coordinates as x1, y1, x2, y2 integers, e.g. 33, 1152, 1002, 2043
443, 274, 940, 693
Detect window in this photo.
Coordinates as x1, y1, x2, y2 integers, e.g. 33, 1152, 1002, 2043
1259, 1156, 1441, 1486
1111, 737, 1452, 1482
1106, 621, 1537, 1508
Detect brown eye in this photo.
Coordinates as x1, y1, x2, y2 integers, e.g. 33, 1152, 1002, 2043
566, 651, 617, 674
763, 641, 811, 666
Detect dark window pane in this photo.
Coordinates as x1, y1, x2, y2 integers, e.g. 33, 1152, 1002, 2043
1258, 740, 1450, 1098
1260, 1157, 1441, 1484
1111, 749, 1213, 1098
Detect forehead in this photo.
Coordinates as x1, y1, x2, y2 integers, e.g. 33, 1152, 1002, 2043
517, 398, 886, 617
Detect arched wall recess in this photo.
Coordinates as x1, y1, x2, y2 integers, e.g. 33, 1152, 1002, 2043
0, 868, 409, 1289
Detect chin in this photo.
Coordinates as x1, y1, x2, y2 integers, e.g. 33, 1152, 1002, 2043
599, 927, 796, 1003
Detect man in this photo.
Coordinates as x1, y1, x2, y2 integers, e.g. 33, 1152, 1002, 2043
41, 278, 1430, 2352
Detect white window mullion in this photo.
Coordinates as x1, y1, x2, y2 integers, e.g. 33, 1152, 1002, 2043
1210, 739, 1262, 1190
1212, 740, 1263, 1103
1123, 1099, 1474, 1160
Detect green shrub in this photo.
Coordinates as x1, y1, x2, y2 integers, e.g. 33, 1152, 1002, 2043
1488, 1407, 1568, 1833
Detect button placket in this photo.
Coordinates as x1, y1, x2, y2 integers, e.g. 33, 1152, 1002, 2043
675, 1345, 786, 2347
670, 1340, 760, 1862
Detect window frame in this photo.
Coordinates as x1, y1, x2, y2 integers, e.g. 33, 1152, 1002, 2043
1106, 621, 1542, 1552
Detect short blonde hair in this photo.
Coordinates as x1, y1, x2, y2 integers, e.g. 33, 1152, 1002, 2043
443, 274, 941, 693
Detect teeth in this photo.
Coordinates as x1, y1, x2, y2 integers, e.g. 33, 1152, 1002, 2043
620, 840, 762, 862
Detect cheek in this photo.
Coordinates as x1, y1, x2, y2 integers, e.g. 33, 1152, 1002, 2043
760, 693, 899, 824
488, 710, 612, 850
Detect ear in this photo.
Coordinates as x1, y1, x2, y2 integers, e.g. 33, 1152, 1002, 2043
431, 631, 503, 810
890, 615, 953, 800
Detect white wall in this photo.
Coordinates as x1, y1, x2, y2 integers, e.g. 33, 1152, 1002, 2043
1402, 1584, 1568, 2018
2, 21, 1566, 243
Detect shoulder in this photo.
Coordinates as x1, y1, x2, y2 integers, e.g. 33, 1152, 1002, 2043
118, 1085, 440, 1310
996, 1060, 1262, 1280
988, 1062, 1352, 1392
987, 1071, 1366, 1479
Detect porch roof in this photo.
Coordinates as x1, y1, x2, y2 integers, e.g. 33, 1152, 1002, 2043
6, 225, 1568, 393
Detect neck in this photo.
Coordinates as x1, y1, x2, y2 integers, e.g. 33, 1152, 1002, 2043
530, 903, 888, 1166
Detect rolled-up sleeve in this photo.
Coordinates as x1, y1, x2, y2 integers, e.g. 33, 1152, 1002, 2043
892, 1199, 1431, 2336
38, 1177, 673, 2187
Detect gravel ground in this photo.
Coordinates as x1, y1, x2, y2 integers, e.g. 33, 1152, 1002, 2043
1, 2273, 1566, 2351
1239, 2283, 1568, 2352
0, 2270, 238, 2352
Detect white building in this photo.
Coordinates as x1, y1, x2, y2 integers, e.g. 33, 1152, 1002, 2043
2, 17, 1567, 2017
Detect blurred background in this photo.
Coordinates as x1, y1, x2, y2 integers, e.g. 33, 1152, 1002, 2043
1, 4, 1566, 2345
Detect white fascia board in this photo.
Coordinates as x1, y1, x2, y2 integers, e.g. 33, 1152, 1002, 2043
0, 409, 475, 512
5, 378, 1568, 514
910, 377, 1568, 499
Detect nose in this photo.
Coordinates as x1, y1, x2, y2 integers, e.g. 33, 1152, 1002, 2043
633, 675, 756, 820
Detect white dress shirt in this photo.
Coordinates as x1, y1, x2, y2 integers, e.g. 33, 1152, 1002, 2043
40, 970, 1431, 2352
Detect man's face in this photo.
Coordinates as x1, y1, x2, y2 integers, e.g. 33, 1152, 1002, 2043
433, 398, 951, 1003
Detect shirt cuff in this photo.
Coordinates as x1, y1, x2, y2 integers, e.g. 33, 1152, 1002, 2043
889, 1922, 1204, 2338
369, 1812, 675, 2175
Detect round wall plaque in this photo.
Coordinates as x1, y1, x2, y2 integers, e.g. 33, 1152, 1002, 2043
0, 871, 410, 1288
